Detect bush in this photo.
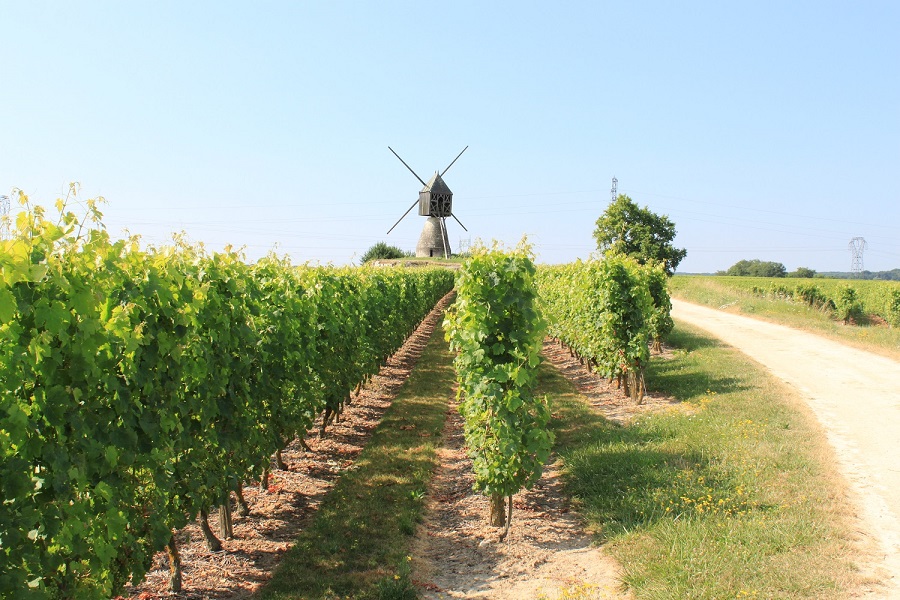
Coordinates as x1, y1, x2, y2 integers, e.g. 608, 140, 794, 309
445, 241, 551, 529
795, 283, 832, 311
360, 242, 409, 263
724, 259, 787, 278
835, 286, 864, 324
789, 267, 817, 278
887, 290, 900, 328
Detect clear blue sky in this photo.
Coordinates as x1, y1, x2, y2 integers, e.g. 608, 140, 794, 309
3, 1, 898, 272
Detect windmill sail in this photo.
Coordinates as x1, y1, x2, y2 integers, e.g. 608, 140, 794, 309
386, 146, 468, 257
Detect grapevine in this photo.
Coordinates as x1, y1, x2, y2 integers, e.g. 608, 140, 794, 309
444, 241, 552, 534
537, 256, 658, 403
0, 191, 454, 598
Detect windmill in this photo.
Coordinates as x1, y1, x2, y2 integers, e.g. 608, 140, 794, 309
386, 146, 468, 258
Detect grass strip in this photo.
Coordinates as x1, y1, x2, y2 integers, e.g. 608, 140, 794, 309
670, 275, 900, 360
258, 322, 455, 600
543, 323, 870, 599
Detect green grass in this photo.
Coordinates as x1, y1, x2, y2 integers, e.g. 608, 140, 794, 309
542, 323, 870, 599
257, 322, 455, 600
670, 275, 900, 360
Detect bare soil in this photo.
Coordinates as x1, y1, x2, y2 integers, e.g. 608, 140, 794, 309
540, 340, 686, 425
409, 401, 626, 600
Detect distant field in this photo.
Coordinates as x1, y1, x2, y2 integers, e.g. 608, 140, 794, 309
370, 257, 464, 269
670, 275, 900, 322
669, 275, 900, 360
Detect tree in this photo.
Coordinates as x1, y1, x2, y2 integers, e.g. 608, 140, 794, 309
723, 259, 786, 277
789, 266, 817, 278
593, 195, 686, 275
360, 241, 409, 264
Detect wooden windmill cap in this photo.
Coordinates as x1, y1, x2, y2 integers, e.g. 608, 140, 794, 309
422, 172, 452, 194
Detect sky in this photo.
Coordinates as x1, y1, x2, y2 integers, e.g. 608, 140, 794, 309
2, 1, 898, 273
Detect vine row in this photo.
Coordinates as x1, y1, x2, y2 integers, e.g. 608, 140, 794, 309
0, 195, 454, 598
536, 256, 672, 403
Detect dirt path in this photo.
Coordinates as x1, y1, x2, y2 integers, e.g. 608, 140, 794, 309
411, 393, 627, 600
671, 298, 900, 596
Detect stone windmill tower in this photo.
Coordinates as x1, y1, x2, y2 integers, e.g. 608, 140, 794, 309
386, 146, 468, 258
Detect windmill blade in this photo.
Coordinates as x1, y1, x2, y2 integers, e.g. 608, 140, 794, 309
388, 146, 428, 188
449, 212, 468, 232
386, 198, 419, 235
441, 145, 468, 177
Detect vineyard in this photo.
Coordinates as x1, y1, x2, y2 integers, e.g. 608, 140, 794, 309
537, 257, 672, 403
0, 191, 670, 598
670, 275, 900, 327
0, 199, 453, 597
1, 197, 875, 599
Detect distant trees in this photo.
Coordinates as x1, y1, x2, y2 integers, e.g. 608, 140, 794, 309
788, 267, 817, 279
717, 263, 900, 282
721, 259, 787, 278
835, 269, 900, 281
593, 195, 687, 275
360, 242, 410, 263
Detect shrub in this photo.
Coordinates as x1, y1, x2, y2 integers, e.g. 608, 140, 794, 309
789, 267, 817, 278
445, 241, 552, 531
795, 283, 832, 311
725, 259, 787, 277
835, 286, 864, 324
360, 242, 409, 263
887, 290, 900, 328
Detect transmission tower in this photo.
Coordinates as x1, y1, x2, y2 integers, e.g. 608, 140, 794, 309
848, 237, 867, 277
0, 195, 9, 241
610, 177, 618, 203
